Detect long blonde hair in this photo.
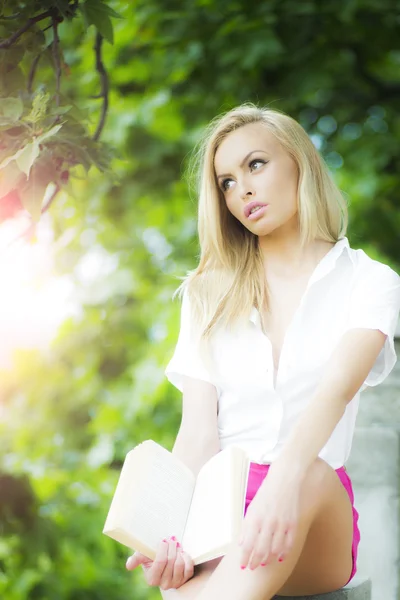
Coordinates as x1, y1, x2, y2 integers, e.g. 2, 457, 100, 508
172, 102, 348, 370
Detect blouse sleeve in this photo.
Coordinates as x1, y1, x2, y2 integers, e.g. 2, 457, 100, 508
347, 263, 400, 388
164, 289, 218, 393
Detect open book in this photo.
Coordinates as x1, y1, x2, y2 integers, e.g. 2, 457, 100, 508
103, 440, 250, 565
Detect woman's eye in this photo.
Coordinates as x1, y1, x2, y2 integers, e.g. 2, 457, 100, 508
249, 159, 265, 170
220, 159, 266, 191
222, 178, 234, 191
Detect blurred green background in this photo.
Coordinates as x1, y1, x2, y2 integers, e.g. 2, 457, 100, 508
0, 1, 399, 598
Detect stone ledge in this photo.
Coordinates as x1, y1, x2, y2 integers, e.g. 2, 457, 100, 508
273, 577, 371, 599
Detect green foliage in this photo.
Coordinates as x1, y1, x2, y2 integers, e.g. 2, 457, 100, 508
1, 0, 400, 598
79, 0, 123, 44
0, 0, 119, 222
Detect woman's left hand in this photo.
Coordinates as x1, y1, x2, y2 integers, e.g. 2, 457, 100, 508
238, 459, 304, 570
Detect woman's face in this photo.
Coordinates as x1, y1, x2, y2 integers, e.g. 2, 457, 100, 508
213, 123, 300, 236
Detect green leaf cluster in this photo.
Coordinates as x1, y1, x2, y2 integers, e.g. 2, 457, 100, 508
79, 0, 123, 45
0, 0, 120, 221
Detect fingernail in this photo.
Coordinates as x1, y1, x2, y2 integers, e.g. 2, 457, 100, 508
171, 536, 177, 541
278, 557, 284, 562
162, 538, 167, 542
261, 563, 266, 567
240, 565, 246, 570
176, 542, 181, 548
126, 556, 133, 569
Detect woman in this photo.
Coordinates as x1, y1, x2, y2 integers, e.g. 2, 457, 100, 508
126, 103, 400, 599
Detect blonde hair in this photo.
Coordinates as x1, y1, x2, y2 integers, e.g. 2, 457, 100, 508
172, 102, 348, 372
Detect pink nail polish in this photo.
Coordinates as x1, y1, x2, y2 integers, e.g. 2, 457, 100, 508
171, 536, 176, 541
261, 563, 266, 567
278, 557, 284, 562
176, 542, 181, 548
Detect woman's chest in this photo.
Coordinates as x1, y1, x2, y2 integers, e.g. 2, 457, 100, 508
261, 276, 312, 374
212, 274, 353, 392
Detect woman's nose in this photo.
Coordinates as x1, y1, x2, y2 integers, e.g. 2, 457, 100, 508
240, 186, 256, 200
237, 173, 256, 198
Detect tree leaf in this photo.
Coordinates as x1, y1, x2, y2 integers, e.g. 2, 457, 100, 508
52, 0, 78, 18
18, 159, 59, 222
36, 123, 63, 144
0, 65, 25, 96
0, 45, 25, 69
12, 124, 63, 177
25, 91, 51, 124
92, 13, 114, 44
84, 0, 123, 19
0, 161, 25, 197
15, 141, 40, 177
19, 179, 47, 222
49, 105, 73, 116
0, 97, 24, 120
80, 1, 115, 44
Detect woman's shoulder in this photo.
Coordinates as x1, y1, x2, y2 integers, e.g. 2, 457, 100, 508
347, 245, 400, 284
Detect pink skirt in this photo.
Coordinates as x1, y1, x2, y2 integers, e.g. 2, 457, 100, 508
244, 462, 360, 586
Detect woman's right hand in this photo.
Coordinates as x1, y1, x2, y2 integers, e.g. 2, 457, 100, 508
126, 536, 195, 591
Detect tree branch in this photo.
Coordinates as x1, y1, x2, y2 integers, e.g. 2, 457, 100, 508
0, 10, 52, 49
41, 23, 53, 33
41, 184, 60, 215
0, 13, 22, 20
4, 184, 61, 249
52, 17, 61, 106
27, 52, 42, 93
93, 32, 109, 141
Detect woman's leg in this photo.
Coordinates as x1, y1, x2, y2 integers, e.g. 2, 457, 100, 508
194, 457, 353, 600
160, 457, 353, 600
276, 464, 354, 596
159, 556, 222, 599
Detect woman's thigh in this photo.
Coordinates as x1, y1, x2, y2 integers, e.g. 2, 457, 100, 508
160, 459, 355, 599
178, 458, 353, 600
159, 556, 222, 599
276, 464, 354, 596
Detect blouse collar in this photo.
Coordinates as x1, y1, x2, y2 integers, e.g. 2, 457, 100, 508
249, 237, 354, 325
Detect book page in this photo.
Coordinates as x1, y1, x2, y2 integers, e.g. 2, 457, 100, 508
103, 441, 196, 555
182, 446, 245, 562
233, 452, 250, 543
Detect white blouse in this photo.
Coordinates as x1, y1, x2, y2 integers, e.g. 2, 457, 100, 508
165, 237, 400, 469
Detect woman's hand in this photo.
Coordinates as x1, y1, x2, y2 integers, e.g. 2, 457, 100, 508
126, 536, 195, 591
238, 460, 304, 570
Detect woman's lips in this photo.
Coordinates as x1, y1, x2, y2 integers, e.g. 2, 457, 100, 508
247, 205, 269, 221
244, 201, 269, 218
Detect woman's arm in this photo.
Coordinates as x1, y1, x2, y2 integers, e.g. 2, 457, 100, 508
172, 375, 220, 478
276, 327, 388, 478
172, 426, 220, 478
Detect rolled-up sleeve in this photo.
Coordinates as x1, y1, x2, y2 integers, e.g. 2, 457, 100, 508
164, 290, 217, 392
347, 263, 400, 387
